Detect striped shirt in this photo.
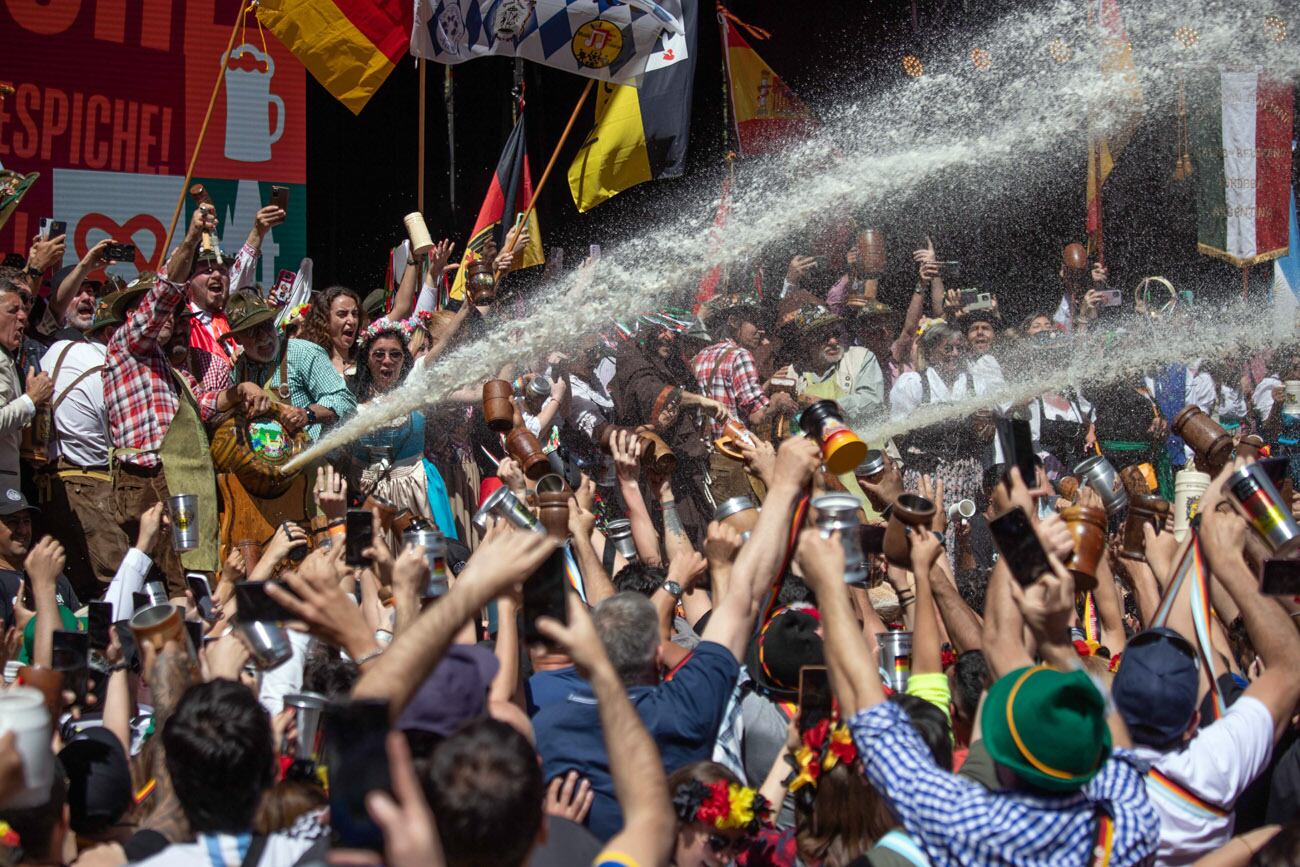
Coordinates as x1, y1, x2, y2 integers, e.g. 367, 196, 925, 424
849, 701, 1159, 867
691, 339, 769, 439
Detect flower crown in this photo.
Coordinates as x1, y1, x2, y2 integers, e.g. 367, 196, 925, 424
785, 717, 859, 802
672, 780, 770, 834
358, 316, 412, 347
280, 302, 311, 330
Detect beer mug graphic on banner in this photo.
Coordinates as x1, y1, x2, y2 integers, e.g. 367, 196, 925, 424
224, 44, 285, 163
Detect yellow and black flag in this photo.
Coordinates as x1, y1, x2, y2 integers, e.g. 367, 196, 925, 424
566, 0, 698, 213
450, 113, 545, 302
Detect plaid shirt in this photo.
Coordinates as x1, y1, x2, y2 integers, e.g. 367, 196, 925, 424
691, 339, 769, 439
850, 701, 1159, 867
104, 276, 218, 469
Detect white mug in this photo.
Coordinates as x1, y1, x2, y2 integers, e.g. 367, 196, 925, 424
224, 44, 285, 163
0, 687, 54, 808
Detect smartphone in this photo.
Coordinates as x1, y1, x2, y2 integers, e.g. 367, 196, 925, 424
234, 581, 294, 624
1097, 288, 1123, 307
935, 260, 959, 281
270, 268, 296, 306
1261, 559, 1300, 596
184, 619, 203, 652
112, 622, 141, 674
269, 185, 290, 212
39, 218, 67, 240
326, 699, 392, 852
997, 418, 1036, 491
132, 591, 150, 613
988, 507, 1053, 587
52, 630, 90, 704
798, 666, 833, 733
87, 601, 112, 651
103, 242, 136, 263
185, 573, 215, 622
589, 243, 601, 261
860, 524, 885, 556
523, 549, 568, 645
345, 509, 374, 567
282, 522, 309, 563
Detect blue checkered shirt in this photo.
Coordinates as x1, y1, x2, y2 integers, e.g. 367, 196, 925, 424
849, 701, 1159, 867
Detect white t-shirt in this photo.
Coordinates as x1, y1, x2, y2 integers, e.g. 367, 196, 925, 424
1254, 376, 1283, 420
1028, 393, 1095, 453
888, 368, 971, 423
40, 338, 109, 468
132, 812, 325, 867
1133, 695, 1274, 867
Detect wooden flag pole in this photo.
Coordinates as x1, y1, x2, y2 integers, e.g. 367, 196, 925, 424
494, 78, 593, 295
162, 0, 250, 258
418, 58, 427, 214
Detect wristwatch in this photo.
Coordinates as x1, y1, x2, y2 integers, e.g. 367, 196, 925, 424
662, 580, 683, 599
304, 408, 319, 426
22, 265, 42, 279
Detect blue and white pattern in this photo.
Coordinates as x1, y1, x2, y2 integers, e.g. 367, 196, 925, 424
849, 702, 1160, 867
411, 0, 689, 86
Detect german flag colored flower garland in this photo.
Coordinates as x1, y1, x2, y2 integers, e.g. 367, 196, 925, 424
785, 718, 859, 803
672, 780, 771, 834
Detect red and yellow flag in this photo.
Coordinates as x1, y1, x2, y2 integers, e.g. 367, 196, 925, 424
1086, 0, 1145, 256
718, 8, 814, 156
257, 0, 411, 114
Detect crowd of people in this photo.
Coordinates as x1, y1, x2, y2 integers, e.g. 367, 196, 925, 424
0, 198, 1298, 867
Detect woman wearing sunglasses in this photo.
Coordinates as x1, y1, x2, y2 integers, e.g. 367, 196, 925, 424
667, 762, 771, 866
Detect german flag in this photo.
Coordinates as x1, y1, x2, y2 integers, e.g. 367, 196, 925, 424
257, 0, 411, 114
450, 115, 545, 302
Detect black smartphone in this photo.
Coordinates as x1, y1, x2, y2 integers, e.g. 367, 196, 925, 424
103, 242, 136, 262
113, 622, 141, 674
1258, 456, 1290, 489
52, 630, 90, 704
345, 508, 374, 567
523, 549, 568, 645
40, 218, 67, 240
184, 619, 203, 652
186, 573, 216, 622
282, 522, 309, 563
935, 260, 960, 282
269, 185, 290, 212
1261, 559, 1300, 596
988, 506, 1053, 587
87, 601, 112, 651
997, 418, 1036, 490
326, 699, 392, 852
132, 591, 150, 613
860, 524, 885, 556
234, 581, 294, 624
798, 665, 833, 733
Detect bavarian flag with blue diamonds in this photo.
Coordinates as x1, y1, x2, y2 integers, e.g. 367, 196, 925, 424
450, 114, 545, 302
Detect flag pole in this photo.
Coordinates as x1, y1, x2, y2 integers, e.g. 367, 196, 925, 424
1094, 137, 1105, 268
162, 0, 250, 258
418, 58, 427, 214
446, 66, 457, 224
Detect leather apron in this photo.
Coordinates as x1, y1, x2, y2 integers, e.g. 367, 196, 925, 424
159, 370, 220, 573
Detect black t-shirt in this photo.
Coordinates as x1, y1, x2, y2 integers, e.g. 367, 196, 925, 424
526, 816, 602, 867
0, 568, 81, 629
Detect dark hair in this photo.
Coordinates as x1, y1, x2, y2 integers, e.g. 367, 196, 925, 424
795, 762, 884, 866
162, 680, 276, 833
612, 561, 667, 597
890, 694, 953, 771
299, 285, 361, 360
955, 567, 989, 617
0, 761, 67, 861
776, 571, 814, 607
353, 330, 413, 402
303, 645, 360, 700
425, 718, 544, 867
953, 650, 991, 721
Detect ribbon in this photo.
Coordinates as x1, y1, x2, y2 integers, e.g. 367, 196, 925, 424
1150, 535, 1227, 719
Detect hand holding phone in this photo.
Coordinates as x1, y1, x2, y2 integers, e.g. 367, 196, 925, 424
269, 185, 290, 212
996, 418, 1036, 493
345, 509, 375, 567
326, 699, 392, 852
234, 581, 295, 623
523, 548, 569, 645
87, 601, 113, 651
186, 573, 217, 622
988, 507, 1053, 587
798, 666, 832, 733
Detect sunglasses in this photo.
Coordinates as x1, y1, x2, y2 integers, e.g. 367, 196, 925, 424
1130, 629, 1200, 669
706, 833, 742, 855
370, 349, 404, 360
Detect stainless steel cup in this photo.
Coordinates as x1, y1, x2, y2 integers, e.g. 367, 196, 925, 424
403, 527, 449, 598
473, 486, 545, 535
238, 621, 293, 670
143, 580, 169, 607
605, 519, 639, 563
812, 494, 869, 585
282, 691, 328, 762
167, 493, 199, 552
876, 630, 913, 691
1074, 455, 1129, 516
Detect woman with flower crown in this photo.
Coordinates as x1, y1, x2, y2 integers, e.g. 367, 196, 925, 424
346, 316, 457, 543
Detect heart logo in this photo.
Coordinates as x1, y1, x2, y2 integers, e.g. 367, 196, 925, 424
662, 48, 675, 61
75, 212, 167, 272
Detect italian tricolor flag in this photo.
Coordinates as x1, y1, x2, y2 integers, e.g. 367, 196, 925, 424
1194, 69, 1294, 267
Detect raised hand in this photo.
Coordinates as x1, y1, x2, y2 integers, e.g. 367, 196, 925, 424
545, 771, 594, 824
771, 436, 821, 492
313, 465, 348, 522
785, 254, 817, 286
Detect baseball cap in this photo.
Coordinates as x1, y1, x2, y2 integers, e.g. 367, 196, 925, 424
59, 727, 133, 835
1112, 627, 1200, 748
0, 488, 38, 516
395, 644, 500, 737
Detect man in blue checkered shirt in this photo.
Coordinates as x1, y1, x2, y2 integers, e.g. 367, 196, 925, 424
795, 500, 1159, 867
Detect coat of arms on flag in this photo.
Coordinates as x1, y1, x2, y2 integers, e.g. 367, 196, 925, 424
412, 0, 689, 85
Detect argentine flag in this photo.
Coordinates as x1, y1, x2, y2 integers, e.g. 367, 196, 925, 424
1272, 184, 1300, 338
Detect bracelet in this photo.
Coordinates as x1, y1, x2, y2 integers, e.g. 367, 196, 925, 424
327, 517, 346, 528
896, 590, 916, 605
354, 647, 384, 665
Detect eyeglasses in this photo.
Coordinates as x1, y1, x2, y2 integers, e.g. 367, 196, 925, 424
706, 833, 742, 855
370, 350, 404, 361
1130, 629, 1200, 669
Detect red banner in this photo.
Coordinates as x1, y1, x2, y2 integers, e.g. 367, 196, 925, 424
0, 0, 306, 281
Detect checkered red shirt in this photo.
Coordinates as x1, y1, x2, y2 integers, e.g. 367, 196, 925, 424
691, 339, 769, 438
104, 276, 219, 469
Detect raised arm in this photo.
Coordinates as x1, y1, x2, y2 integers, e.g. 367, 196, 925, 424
908, 532, 944, 676
231, 206, 286, 292
49, 239, 111, 325
612, 431, 663, 567
568, 491, 616, 606
540, 594, 674, 867
26, 537, 65, 669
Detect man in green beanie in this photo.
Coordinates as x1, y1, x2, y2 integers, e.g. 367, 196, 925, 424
796, 497, 1158, 866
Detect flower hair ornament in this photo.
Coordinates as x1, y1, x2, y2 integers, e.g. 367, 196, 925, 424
280, 302, 311, 331
358, 316, 412, 347
672, 779, 770, 835
785, 717, 859, 807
